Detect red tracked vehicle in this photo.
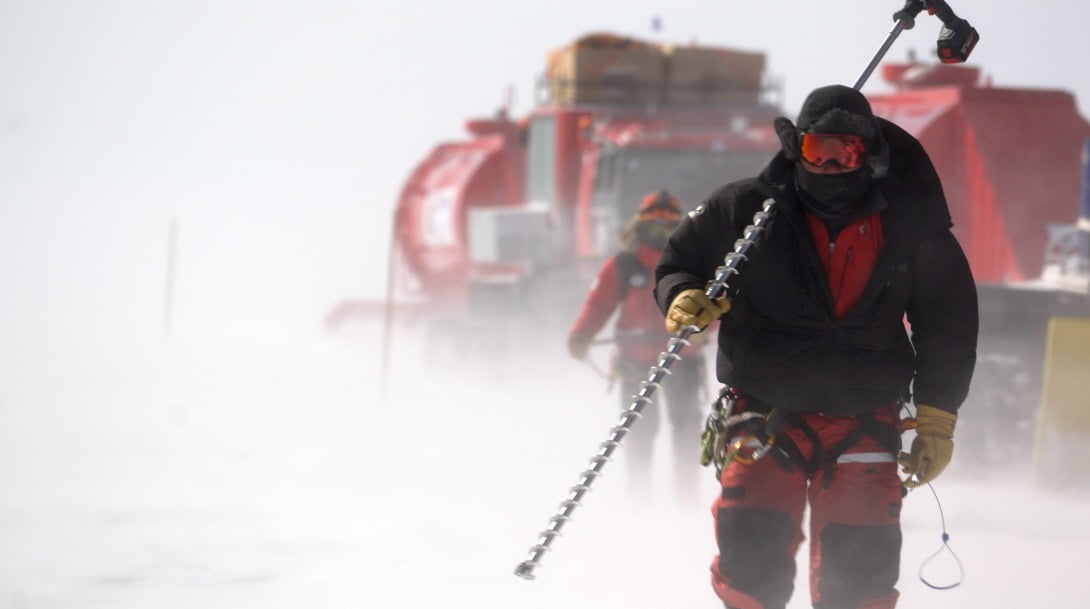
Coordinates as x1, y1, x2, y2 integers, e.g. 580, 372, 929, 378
329, 35, 1090, 466
328, 34, 784, 333
864, 61, 1090, 464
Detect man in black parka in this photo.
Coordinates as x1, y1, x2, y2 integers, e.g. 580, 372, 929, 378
653, 85, 977, 609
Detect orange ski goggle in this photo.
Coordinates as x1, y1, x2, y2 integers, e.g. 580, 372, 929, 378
799, 133, 866, 169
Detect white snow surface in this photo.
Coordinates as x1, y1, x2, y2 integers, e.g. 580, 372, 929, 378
1, 320, 1087, 609
5, 2, 1090, 607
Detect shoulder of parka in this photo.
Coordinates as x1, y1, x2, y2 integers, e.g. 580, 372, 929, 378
875, 118, 953, 235
691, 176, 779, 233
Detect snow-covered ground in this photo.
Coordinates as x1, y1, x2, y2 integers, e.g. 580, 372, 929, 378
6, 3, 1090, 607
1, 318, 1087, 609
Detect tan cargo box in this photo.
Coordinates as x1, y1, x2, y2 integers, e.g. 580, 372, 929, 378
544, 33, 766, 107
545, 33, 667, 105
664, 46, 765, 106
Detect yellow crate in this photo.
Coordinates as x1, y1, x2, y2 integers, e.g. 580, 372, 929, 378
1031, 316, 1090, 487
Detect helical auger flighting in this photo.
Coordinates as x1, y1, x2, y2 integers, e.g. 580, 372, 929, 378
514, 197, 778, 580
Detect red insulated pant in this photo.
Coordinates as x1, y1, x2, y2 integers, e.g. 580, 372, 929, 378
710, 406, 904, 609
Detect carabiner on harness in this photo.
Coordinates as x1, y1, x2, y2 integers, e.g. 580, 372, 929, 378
727, 432, 777, 465
699, 388, 778, 477
699, 390, 733, 475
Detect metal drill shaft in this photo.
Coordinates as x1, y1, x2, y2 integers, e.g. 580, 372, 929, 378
514, 198, 777, 580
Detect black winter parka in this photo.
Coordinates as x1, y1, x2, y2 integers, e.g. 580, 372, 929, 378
654, 119, 978, 415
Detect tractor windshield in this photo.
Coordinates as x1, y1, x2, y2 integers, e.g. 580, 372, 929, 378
592, 147, 773, 231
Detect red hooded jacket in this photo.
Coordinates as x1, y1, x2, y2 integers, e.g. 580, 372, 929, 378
569, 243, 670, 366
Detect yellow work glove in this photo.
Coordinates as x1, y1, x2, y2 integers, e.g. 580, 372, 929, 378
898, 404, 957, 489
566, 333, 591, 360
665, 289, 731, 333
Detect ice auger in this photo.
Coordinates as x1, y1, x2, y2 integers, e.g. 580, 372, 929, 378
513, 198, 777, 580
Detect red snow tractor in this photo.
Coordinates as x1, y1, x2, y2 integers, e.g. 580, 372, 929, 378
865, 61, 1090, 466
329, 33, 1090, 467
327, 33, 784, 337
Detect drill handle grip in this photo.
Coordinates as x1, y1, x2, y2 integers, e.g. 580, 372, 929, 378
894, 0, 968, 29
893, 0, 926, 29
926, 0, 962, 27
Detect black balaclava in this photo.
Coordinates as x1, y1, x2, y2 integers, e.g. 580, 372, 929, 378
793, 165, 870, 217
623, 190, 682, 251
635, 220, 676, 250
773, 85, 889, 224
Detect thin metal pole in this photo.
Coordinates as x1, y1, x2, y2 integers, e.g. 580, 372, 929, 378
163, 219, 178, 338
854, 0, 926, 90
854, 20, 909, 90
379, 210, 399, 396
514, 198, 777, 580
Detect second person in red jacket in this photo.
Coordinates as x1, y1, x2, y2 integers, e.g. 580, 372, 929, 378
567, 190, 710, 497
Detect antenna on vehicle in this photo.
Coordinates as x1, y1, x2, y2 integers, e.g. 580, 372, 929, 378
500, 85, 515, 119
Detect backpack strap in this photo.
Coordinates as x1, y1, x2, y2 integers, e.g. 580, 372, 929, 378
614, 251, 651, 296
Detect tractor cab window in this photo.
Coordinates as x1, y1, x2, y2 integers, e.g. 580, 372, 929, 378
590, 147, 772, 246
526, 116, 556, 205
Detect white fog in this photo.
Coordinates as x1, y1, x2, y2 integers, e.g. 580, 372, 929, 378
3, 1, 1089, 608
1, 310, 1087, 608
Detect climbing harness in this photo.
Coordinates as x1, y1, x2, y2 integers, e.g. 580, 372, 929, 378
701, 390, 911, 488
700, 387, 778, 476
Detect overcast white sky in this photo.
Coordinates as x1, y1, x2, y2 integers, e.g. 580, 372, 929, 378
2, 0, 1088, 337
2, 3, 1090, 607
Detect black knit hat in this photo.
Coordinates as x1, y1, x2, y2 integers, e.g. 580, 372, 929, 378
796, 85, 876, 137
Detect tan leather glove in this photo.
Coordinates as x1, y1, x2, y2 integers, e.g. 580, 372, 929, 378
567, 333, 591, 360
898, 404, 957, 489
665, 289, 731, 333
